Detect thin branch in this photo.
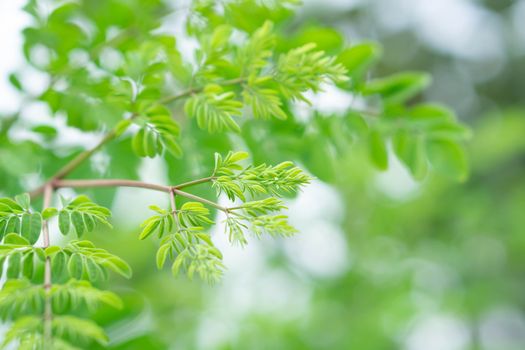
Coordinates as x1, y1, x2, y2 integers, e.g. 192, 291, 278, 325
41, 184, 54, 347
30, 130, 118, 198
169, 189, 182, 230
30, 77, 246, 199
54, 179, 171, 193
174, 176, 215, 189
50, 179, 229, 212
159, 77, 246, 105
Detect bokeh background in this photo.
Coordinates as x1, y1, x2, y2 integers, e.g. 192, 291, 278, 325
1, 0, 525, 349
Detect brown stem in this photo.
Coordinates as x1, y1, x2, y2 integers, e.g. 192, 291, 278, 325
29, 77, 245, 199
50, 179, 228, 212
54, 179, 171, 193
42, 184, 54, 347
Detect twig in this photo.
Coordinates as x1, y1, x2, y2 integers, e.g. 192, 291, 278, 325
159, 77, 246, 104
29, 76, 245, 199
29, 130, 118, 198
174, 176, 215, 189
169, 189, 182, 230
49, 179, 228, 212
42, 184, 54, 347
53, 179, 171, 193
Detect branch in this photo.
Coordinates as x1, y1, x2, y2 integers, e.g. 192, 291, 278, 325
30, 77, 245, 198
172, 188, 228, 212
41, 184, 54, 347
51, 179, 228, 212
54, 179, 171, 193
30, 129, 118, 198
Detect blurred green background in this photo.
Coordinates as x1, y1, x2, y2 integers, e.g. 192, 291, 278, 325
1, 0, 524, 349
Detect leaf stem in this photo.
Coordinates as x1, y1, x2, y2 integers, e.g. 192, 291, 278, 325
172, 188, 228, 213
159, 77, 246, 104
169, 190, 182, 230
174, 176, 215, 189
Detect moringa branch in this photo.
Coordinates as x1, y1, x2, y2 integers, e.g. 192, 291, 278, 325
30, 130, 118, 198
49, 178, 228, 212
30, 77, 247, 199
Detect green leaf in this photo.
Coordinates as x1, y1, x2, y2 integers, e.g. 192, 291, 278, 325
85, 257, 100, 281
114, 119, 132, 136
52, 315, 108, 345
132, 128, 146, 156
5, 216, 20, 235
71, 211, 85, 237
52, 251, 66, 277
22, 252, 34, 279
363, 72, 432, 104
59, 211, 71, 235
7, 252, 21, 278
67, 253, 83, 279
14, 193, 30, 210
337, 42, 382, 82
275, 43, 348, 101
139, 218, 160, 240
104, 257, 132, 279
368, 130, 388, 170
393, 130, 428, 180
4, 233, 30, 246
184, 87, 243, 133
45, 246, 61, 256
0, 198, 23, 212
243, 80, 288, 120
20, 212, 42, 244
42, 207, 58, 220
156, 243, 170, 269
426, 139, 469, 181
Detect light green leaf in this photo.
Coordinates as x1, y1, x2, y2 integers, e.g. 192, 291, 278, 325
363, 72, 432, 104
368, 130, 389, 170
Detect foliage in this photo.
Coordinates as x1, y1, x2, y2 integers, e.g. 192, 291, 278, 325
0, 0, 473, 348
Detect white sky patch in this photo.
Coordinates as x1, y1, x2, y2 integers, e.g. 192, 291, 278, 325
285, 180, 350, 278
512, 0, 525, 54
112, 157, 170, 228
405, 314, 471, 350
374, 0, 504, 62
375, 147, 420, 200
0, 0, 30, 113
479, 307, 525, 350
292, 84, 355, 122
303, 0, 362, 12
199, 206, 313, 349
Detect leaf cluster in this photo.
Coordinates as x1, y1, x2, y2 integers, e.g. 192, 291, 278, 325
131, 105, 182, 158
42, 195, 112, 237
0, 194, 42, 244
212, 151, 312, 201
140, 203, 223, 283
0, 192, 125, 349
